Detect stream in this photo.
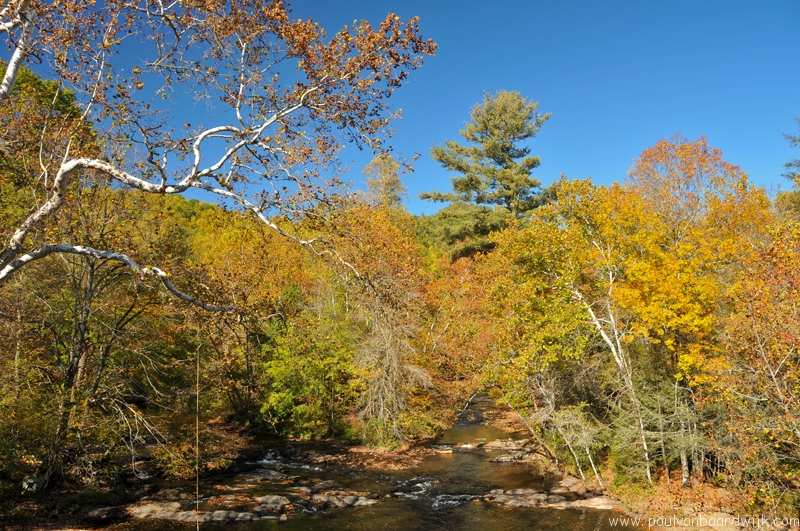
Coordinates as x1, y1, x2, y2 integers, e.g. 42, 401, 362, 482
109, 396, 641, 530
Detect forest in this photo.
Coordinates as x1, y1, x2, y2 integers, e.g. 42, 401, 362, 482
0, 0, 799, 524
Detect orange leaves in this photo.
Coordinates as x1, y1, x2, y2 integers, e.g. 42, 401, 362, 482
718, 219, 800, 475
627, 135, 757, 241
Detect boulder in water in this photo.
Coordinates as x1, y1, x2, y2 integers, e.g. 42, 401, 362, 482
506, 488, 538, 495
311, 494, 346, 508
255, 494, 290, 511
243, 468, 286, 482
353, 497, 377, 506
567, 496, 618, 510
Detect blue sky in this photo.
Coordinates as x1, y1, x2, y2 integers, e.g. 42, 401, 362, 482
293, 0, 800, 215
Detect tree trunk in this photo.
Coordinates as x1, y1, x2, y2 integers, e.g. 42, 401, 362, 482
46, 258, 95, 485
586, 446, 603, 487
558, 428, 585, 481
692, 422, 703, 484
680, 421, 690, 488
577, 289, 652, 483
657, 401, 669, 485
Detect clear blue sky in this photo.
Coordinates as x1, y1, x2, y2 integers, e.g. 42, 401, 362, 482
293, 0, 800, 215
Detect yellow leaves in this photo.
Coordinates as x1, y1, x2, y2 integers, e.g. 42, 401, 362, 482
489, 137, 771, 393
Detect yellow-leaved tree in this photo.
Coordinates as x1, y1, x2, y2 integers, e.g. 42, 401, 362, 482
486, 136, 769, 485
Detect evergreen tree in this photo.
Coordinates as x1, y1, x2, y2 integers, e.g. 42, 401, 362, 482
783, 117, 800, 183
417, 203, 511, 261
773, 118, 800, 215
421, 90, 551, 219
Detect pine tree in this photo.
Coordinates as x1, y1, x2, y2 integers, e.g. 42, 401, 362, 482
421, 90, 551, 219
783, 117, 800, 183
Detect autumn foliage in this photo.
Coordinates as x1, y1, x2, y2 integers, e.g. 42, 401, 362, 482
0, 3, 798, 519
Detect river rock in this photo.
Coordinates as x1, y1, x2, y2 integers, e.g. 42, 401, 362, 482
84, 506, 128, 522
311, 494, 346, 508
128, 502, 261, 523
129, 501, 182, 519
495, 493, 546, 508
353, 497, 377, 506
308, 493, 376, 509
483, 439, 528, 450
506, 488, 538, 495
487, 490, 617, 511
342, 495, 359, 506
184, 510, 259, 522
215, 510, 258, 522
504, 497, 533, 507
166, 510, 201, 522
566, 496, 618, 510
242, 468, 286, 482
255, 495, 290, 511
557, 474, 585, 494
489, 452, 536, 462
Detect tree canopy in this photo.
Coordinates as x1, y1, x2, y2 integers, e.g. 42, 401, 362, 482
0, 0, 436, 304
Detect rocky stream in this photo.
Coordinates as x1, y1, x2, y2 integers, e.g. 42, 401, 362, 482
81, 395, 641, 530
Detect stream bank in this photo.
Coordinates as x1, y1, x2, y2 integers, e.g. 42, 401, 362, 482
4, 394, 640, 530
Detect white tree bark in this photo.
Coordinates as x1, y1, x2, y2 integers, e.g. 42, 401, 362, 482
0, 1, 434, 314
573, 272, 653, 484
0, 2, 33, 100
0, 244, 234, 311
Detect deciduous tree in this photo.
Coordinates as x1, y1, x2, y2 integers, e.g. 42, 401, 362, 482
721, 220, 800, 484
362, 152, 409, 209
0, 0, 436, 311
486, 137, 769, 485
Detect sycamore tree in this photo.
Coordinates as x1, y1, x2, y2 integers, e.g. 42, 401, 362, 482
0, 0, 435, 308
362, 152, 409, 209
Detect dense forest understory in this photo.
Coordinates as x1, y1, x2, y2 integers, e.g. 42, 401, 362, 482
0, 0, 799, 526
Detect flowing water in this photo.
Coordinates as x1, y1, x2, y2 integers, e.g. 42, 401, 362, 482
113, 396, 641, 530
